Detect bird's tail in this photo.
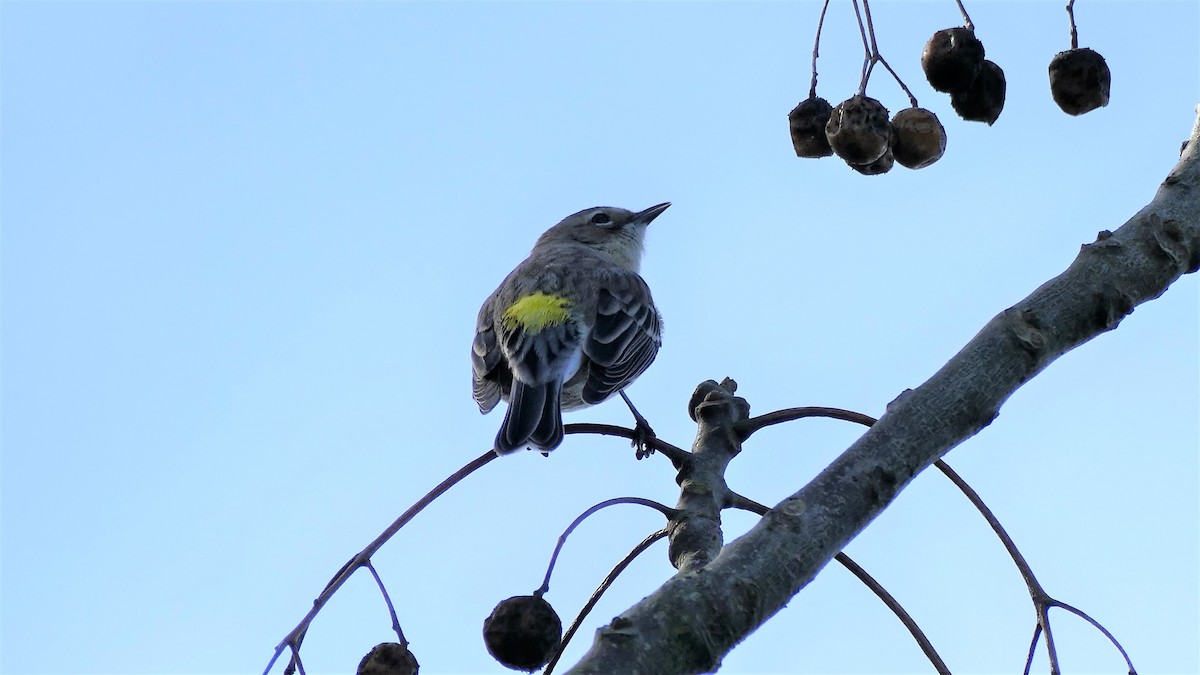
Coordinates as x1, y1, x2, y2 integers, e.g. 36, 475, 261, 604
494, 380, 564, 455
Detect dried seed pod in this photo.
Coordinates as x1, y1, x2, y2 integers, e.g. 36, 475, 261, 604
483, 595, 562, 672
826, 95, 891, 165
1049, 48, 1111, 115
848, 147, 894, 175
357, 642, 419, 675
951, 60, 1006, 125
922, 28, 986, 94
788, 96, 834, 158
890, 107, 947, 169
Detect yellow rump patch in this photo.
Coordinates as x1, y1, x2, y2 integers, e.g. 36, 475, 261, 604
502, 292, 573, 333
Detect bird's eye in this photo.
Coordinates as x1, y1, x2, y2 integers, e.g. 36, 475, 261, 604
589, 212, 612, 225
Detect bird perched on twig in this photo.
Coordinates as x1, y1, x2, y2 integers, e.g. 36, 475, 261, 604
472, 203, 669, 455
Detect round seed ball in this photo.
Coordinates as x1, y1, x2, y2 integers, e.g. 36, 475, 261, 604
357, 643, 419, 675
848, 147, 894, 175
1049, 48, 1111, 115
951, 59, 1006, 125
890, 107, 947, 169
826, 95, 891, 165
483, 595, 562, 672
922, 28, 986, 94
788, 96, 835, 158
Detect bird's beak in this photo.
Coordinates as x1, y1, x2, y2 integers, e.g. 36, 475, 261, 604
630, 202, 671, 227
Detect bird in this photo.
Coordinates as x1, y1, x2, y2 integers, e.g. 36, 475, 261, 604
472, 202, 669, 455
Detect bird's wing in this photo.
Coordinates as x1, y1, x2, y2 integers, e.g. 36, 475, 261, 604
472, 292, 505, 413
580, 272, 662, 404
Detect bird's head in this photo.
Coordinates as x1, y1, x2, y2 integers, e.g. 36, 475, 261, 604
535, 202, 670, 272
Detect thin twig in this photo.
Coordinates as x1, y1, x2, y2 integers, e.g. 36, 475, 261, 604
724, 489, 769, 513
862, 0, 919, 106
723, 491, 770, 514
808, 0, 832, 99
739, 405, 1132, 674
934, 461, 1043, 593
1040, 603, 1061, 674
935, 460, 1136, 674
1023, 623, 1043, 675
1051, 599, 1137, 674
851, 0, 872, 95
875, 55, 918, 108
564, 422, 690, 467
936, 460, 1063, 671
264, 449, 498, 675
543, 529, 670, 675
1066, 0, 1079, 50
955, 0, 975, 32
285, 646, 305, 675
535, 497, 677, 597
364, 560, 406, 646
735, 406, 877, 440
836, 553, 951, 674
721, 491, 949, 673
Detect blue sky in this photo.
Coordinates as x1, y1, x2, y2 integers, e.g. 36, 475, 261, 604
2, 2, 1197, 674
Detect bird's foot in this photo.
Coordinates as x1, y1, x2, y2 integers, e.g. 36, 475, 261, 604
632, 418, 657, 460
621, 391, 657, 460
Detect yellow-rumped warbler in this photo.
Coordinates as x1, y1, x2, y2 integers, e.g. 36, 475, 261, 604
472, 202, 669, 455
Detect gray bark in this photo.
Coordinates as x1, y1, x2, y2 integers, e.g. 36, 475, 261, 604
565, 108, 1200, 675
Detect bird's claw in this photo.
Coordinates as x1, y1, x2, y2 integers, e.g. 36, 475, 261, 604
632, 419, 657, 460
619, 390, 658, 460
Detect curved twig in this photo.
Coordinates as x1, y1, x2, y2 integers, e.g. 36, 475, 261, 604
1051, 599, 1136, 673
936, 460, 1136, 674
836, 553, 950, 674
739, 404, 1133, 674
364, 560, 406, 646
267, 424, 684, 673
564, 422, 690, 467
736, 406, 877, 440
861, 0, 919, 107
265, 449, 498, 675
544, 529, 669, 675
723, 490, 949, 673
535, 497, 678, 597
934, 461, 1043, 592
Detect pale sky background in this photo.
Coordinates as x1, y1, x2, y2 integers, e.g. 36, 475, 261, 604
2, 2, 1198, 674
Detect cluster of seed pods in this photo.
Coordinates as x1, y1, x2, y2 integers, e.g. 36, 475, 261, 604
789, 95, 947, 175
788, 6, 1110, 176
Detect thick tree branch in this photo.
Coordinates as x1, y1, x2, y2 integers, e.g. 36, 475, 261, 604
566, 109, 1200, 674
